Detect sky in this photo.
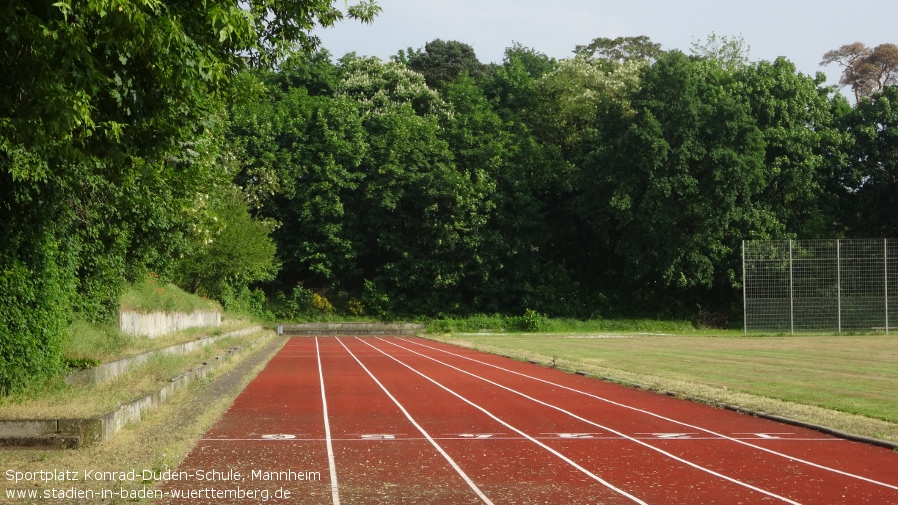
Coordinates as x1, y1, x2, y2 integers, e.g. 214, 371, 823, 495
314, 0, 898, 92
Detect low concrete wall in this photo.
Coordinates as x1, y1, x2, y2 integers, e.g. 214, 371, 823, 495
277, 322, 424, 336
119, 310, 221, 338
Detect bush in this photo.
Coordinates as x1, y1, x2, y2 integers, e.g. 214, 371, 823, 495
0, 245, 72, 395
362, 280, 392, 319
506, 309, 548, 332
275, 285, 336, 320
221, 284, 274, 321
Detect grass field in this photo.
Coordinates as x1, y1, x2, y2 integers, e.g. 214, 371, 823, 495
427, 331, 898, 444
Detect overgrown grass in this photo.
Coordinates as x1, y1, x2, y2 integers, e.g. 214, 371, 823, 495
119, 272, 221, 313
0, 330, 272, 419
61, 316, 254, 365
425, 314, 698, 334
428, 331, 898, 442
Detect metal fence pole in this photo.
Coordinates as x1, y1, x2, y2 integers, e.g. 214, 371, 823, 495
789, 240, 794, 335
742, 240, 747, 336
837, 240, 842, 335
886, 239, 890, 335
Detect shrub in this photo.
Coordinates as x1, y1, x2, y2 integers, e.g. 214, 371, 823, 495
0, 245, 72, 395
506, 309, 548, 332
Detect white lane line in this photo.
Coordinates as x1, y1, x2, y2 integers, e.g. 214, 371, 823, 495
316, 337, 341, 505
398, 337, 898, 492
335, 338, 494, 505
353, 338, 650, 505
380, 338, 803, 505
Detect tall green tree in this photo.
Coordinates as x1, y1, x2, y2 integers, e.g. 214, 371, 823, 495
405, 39, 488, 90
837, 86, 898, 237
336, 56, 493, 313
0, 0, 379, 393
579, 52, 767, 308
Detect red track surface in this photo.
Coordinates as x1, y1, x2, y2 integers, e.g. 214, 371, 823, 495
159, 337, 898, 504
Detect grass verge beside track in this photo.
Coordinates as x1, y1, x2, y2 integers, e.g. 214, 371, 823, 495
425, 331, 898, 445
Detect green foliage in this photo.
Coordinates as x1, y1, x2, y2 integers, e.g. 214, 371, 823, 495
1, 0, 376, 392
220, 285, 274, 321
275, 284, 335, 320
0, 237, 72, 394
575, 36, 663, 65
172, 190, 279, 300
506, 309, 549, 332
361, 280, 393, 319
405, 39, 488, 89
837, 86, 898, 237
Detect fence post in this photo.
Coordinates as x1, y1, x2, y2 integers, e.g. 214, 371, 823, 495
742, 240, 747, 336
789, 240, 794, 335
837, 240, 842, 335
886, 239, 890, 335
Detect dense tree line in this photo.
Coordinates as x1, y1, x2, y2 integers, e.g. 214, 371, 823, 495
233, 37, 896, 321
2, 1, 896, 393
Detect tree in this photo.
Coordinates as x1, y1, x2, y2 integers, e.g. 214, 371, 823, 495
690, 33, 751, 70
837, 85, 898, 237
736, 58, 849, 239
228, 58, 368, 289
575, 36, 663, 66
821, 42, 898, 101
579, 52, 768, 307
578, 52, 847, 314
173, 190, 279, 300
533, 54, 645, 162
406, 39, 488, 90
0, 0, 379, 394
335, 55, 493, 313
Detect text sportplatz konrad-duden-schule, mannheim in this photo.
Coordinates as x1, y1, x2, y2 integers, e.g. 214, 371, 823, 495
5, 467, 321, 501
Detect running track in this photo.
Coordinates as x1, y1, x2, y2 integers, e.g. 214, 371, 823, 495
160, 337, 898, 504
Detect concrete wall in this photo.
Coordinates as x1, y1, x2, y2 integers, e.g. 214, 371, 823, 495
119, 310, 221, 338
277, 322, 424, 336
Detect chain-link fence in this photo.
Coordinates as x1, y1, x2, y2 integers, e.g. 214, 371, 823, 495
743, 239, 898, 334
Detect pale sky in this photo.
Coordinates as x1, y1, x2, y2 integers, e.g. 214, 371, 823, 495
314, 0, 898, 92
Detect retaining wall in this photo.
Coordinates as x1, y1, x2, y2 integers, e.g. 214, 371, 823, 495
0, 327, 271, 449
119, 310, 221, 338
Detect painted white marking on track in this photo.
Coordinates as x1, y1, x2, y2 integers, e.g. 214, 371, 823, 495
646, 433, 696, 439
380, 338, 803, 504
261, 434, 297, 440
335, 338, 495, 505
354, 338, 650, 505
360, 434, 397, 440
316, 338, 341, 505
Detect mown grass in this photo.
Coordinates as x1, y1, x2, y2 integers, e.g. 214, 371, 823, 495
427, 328, 898, 443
